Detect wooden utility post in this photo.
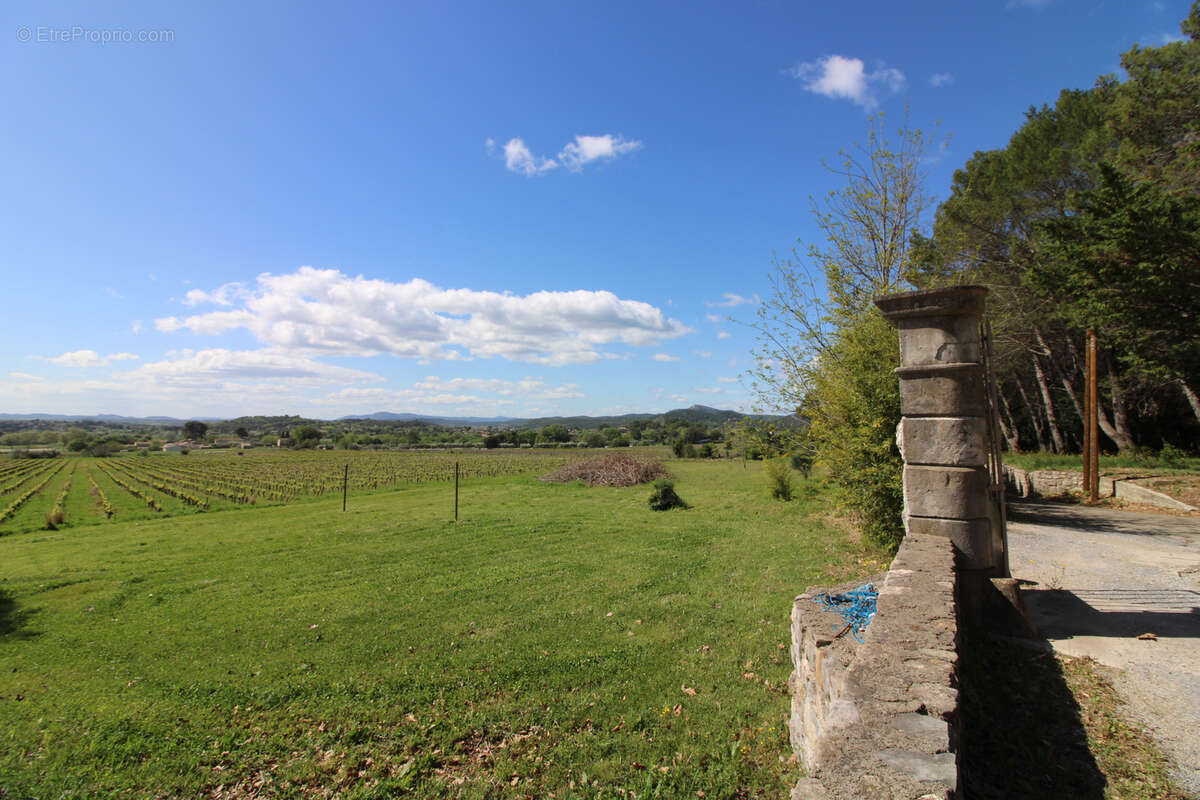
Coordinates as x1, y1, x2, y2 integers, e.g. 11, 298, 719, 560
1083, 342, 1093, 496
1086, 329, 1100, 502
342, 464, 349, 511
454, 461, 459, 522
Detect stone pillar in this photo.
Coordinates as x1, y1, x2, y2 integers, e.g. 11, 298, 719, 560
875, 286, 1003, 576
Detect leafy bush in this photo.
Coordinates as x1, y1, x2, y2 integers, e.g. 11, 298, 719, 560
764, 457, 794, 501
541, 455, 668, 487
789, 450, 814, 478
648, 478, 688, 511
1160, 443, 1187, 468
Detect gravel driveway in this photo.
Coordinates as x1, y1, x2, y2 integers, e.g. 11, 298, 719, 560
1007, 500, 1200, 797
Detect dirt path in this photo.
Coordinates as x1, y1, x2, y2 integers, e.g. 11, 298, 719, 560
1007, 500, 1200, 797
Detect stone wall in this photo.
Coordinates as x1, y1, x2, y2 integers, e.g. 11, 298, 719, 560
1004, 465, 1197, 511
789, 533, 959, 800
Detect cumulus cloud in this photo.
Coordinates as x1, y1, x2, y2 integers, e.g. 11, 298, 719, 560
716, 376, 740, 384
121, 348, 380, 388
184, 282, 251, 307
48, 350, 140, 368
930, 73, 954, 88
651, 353, 680, 362
156, 267, 690, 366
693, 350, 713, 359
788, 55, 906, 110
489, 134, 642, 176
716, 331, 731, 340
706, 292, 759, 308
498, 137, 559, 177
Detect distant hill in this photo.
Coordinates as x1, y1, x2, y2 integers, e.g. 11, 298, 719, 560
337, 411, 518, 425
0, 413, 216, 425
1, 406, 789, 431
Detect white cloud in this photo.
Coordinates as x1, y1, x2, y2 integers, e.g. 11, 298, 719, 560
788, 55, 906, 110
693, 387, 723, 395
692, 350, 713, 359
705, 313, 723, 323
930, 73, 954, 88
716, 376, 739, 384
716, 331, 732, 340
48, 350, 141, 368
131, 320, 144, 334
491, 134, 642, 176
121, 348, 380, 388
651, 353, 680, 362
500, 138, 559, 177
706, 292, 759, 308
558, 135, 642, 171
156, 267, 691, 366
184, 282, 251, 307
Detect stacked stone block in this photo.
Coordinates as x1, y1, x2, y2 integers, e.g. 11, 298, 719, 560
875, 286, 1003, 577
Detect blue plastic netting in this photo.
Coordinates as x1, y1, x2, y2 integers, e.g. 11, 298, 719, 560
811, 583, 878, 643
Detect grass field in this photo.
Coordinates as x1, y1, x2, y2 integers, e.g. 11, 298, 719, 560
0, 457, 886, 799
1004, 451, 1200, 475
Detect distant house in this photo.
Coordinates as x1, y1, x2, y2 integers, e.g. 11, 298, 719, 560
163, 438, 210, 453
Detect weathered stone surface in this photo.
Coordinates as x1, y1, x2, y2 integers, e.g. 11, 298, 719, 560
905, 516, 993, 570
790, 536, 960, 800
874, 285, 988, 322
890, 713, 951, 750
896, 316, 981, 368
790, 778, 832, 800
875, 750, 957, 785
903, 465, 990, 519
898, 417, 988, 467
895, 363, 987, 417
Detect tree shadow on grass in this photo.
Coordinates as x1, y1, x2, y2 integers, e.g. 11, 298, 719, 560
0, 588, 39, 641
958, 626, 1105, 799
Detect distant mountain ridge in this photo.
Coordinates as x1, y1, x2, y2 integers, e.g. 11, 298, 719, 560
0, 405, 778, 429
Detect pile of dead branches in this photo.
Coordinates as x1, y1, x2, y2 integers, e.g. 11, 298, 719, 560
541, 454, 668, 487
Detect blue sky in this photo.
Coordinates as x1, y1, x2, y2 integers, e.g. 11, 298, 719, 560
0, 0, 1190, 420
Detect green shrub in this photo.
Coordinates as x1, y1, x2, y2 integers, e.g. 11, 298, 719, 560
789, 450, 814, 478
764, 457, 794, 501
648, 478, 688, 511
1159, 443, 1187, 468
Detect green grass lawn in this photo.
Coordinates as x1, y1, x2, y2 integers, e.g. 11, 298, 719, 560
0, 459, 885, 799
1004, 451, 1200, 475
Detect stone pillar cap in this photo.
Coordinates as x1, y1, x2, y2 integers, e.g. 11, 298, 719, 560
874, 285, 988, 321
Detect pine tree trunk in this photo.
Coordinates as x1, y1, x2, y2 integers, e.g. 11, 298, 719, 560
1016, 378, 1049, 452
1103, 352, 1138, 452
1179, 379, 1200, 425
1032, 353, 1065, 453
997, 388, 1022, 451
1038, 330, 1083, 450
